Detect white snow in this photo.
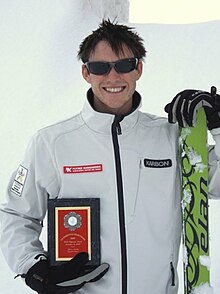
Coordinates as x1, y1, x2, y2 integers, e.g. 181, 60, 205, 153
179, 128, 207, 173
181, 188, 192, 211
180, 146, 207, 173
182, 189, 192, 204
180, 127, 192, 141
182, 245, 188, 270
199, 255, 211, 271
187, 147, 202, 166
179, 128, 191, 156
191, 283, 213, 294
194, 162, 207, 173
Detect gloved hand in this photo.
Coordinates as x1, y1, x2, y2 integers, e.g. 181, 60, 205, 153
24, 252, 109, 294
164, 86, 220, 130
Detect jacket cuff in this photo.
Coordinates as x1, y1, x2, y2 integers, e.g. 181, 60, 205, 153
19, 252, 48, 275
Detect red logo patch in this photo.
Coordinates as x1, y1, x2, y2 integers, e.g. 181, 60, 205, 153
63, 164, 103, 174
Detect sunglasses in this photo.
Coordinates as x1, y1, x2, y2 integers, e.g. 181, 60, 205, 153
85, 58, 139, 75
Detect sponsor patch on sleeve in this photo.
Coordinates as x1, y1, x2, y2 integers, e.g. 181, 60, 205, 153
11, 165, 28, 196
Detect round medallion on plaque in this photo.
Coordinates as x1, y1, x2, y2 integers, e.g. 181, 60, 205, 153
64, 212, 82, 231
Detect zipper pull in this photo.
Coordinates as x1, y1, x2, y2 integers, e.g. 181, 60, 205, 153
116, 123, 122, 135
170, 262, 175, 286
113, 115, 124, 135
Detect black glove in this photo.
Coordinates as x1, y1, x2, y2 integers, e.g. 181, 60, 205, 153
24, 252, 109, 294
164, 86, 220, 130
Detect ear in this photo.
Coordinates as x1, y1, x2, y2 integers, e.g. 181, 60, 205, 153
135, 60, 143, 81
82, 65, 91, 84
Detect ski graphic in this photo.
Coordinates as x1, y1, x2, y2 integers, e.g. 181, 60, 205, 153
179, 107, 213, 294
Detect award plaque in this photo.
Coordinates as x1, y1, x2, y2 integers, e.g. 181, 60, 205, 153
48, 198, 100, 268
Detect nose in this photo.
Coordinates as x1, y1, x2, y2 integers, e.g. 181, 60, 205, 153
106, 65, 120, 78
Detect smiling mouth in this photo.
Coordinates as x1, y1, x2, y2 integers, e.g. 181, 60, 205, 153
103, 87, 125, 93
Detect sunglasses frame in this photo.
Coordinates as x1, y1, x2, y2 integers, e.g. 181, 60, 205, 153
85, 58, 139, 76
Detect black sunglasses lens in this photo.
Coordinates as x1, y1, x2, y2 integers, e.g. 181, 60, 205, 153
87, 62, 110, 75
116, 59, 137, 73
86, 58, 138, 75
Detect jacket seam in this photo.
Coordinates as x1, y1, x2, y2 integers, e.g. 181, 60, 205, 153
38, 132, 61, 194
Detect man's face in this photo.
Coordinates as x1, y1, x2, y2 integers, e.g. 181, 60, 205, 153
82, 41, 143, 115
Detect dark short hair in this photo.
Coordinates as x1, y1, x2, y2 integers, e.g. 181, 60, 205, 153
77, 19, 147, 63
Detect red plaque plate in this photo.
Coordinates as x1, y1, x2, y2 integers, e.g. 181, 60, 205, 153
48, 198, 100, 268
56, 207, 91, 261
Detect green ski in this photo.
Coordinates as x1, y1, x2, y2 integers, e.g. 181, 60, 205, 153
179, 107, 213, 294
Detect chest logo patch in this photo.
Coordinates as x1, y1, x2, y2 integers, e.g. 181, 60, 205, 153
63, 164, 103, 174
144, 158, 172, 168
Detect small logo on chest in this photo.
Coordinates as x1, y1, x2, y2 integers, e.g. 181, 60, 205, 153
63, 164, 103, 174
144, 159, 172, 168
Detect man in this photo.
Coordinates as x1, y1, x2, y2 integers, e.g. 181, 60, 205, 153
1, 19, 220, 294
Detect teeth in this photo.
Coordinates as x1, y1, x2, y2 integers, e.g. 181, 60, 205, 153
105, 87, 123, 93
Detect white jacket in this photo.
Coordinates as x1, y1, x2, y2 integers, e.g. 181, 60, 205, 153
1, 89, 220, 294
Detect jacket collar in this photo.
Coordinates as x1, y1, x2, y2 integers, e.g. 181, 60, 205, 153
80, 88, 142, 135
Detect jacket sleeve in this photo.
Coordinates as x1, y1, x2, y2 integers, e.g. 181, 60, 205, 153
0, 131, 60, 274
208, 128, 220, 199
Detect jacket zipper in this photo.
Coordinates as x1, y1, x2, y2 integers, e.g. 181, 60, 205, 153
111, 115, 127, 294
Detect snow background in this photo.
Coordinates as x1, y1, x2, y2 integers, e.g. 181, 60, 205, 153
0, 1, 220, 293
